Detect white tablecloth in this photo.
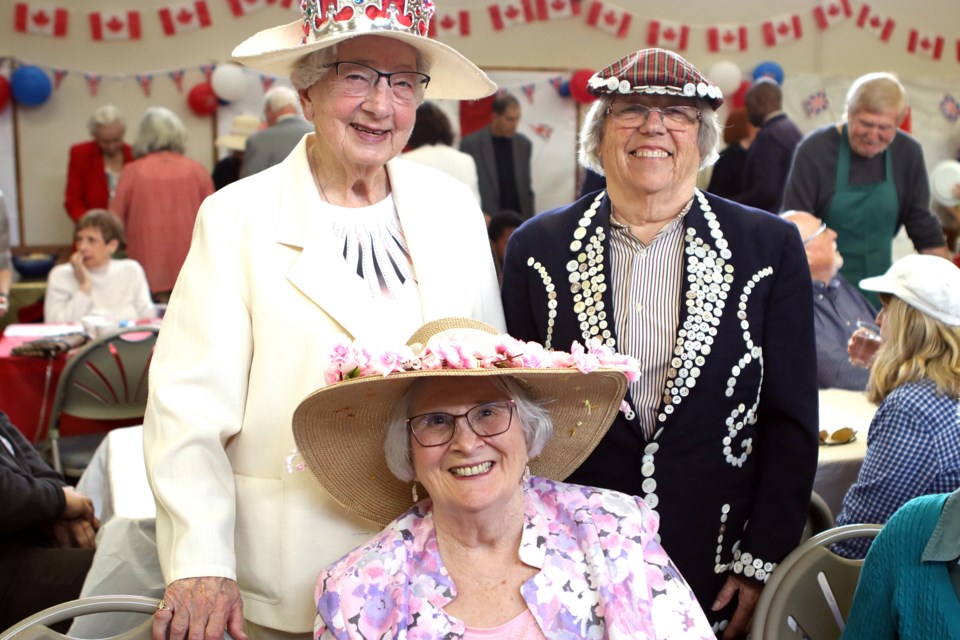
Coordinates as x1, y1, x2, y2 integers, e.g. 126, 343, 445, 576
814, 388, 878, 517
71, 426, 164, 638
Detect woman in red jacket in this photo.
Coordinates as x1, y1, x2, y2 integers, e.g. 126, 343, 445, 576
64, 105, 133, 223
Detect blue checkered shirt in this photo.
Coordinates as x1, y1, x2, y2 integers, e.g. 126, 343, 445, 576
834, 379, 960, 558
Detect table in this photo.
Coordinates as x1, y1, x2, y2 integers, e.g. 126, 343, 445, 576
71, 426, 163, 638
0, 324, 76, 441
814, 388, 878, 517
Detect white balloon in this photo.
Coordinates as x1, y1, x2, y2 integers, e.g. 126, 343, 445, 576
708, 61, 742, 97
211, 63, 247, 102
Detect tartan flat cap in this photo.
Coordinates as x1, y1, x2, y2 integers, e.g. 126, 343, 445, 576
588, 48, 724, 109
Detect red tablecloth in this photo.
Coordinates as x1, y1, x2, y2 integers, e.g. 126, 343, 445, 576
0, 328, 145, 442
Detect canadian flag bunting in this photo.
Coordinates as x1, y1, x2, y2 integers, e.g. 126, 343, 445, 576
586, 1, 632, 38
89, 11, 142, 41
158, 1, 212, 37
907, 29, 944, 60
14, 2, 68, 37
762, 15, 802, 47
707, 25, 748, 52
429, 10, 471, 37
227, 0, 276, 16
536, 0, 580, 21
488, 1, 535, 31
812, 0, 852, 30
856, 4, 894, 42
647, 19, 689, 51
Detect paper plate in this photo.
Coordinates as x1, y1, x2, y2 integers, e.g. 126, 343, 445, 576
930, 160, 960, 207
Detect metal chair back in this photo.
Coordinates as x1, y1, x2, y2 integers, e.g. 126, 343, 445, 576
0, 595, 157, 640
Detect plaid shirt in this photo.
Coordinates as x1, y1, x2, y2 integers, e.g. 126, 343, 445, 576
834, 379, 960, 558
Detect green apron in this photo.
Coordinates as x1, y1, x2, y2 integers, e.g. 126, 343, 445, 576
822, 125, 899, 307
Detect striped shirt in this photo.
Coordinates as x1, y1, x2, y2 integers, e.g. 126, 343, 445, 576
609, 201, 691, 439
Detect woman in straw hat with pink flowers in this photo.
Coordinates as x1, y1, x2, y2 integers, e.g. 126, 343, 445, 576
145, 3, 503, 639
292, 318, 714, 638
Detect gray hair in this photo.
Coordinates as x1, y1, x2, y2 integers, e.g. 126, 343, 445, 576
261, 86, 301, 117
87, 104, 125, 136
578, 94, 721, 175
132, 107, 186, 157
844, 72, 907, 122
384, 376, 554, 482
290, 43, 428, 92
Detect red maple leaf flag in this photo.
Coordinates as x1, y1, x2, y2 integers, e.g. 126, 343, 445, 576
158, 1, 212, 36
89, 11, 142, 41
647, 19, 689, 51
586, 1, 632, 38
536, 0, 580, 20
226, 0, 276, 17
14, 2, 68, 37
762, 14, 802, 47
907, 29, 944, 60
488, 1, 535, 31
707, 25, 748, 52
429, 10, 471, 37
812, 0, 852, 30
855, 4, 894, 42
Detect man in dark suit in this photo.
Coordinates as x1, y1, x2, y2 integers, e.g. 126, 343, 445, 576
241, 86, 313, 178
738, 78, 802, 213
501, 48, 818, 638
0, 412, 99, 630
460, 93, 535, 218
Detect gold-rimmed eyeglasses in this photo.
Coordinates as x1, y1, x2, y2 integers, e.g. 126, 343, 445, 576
605, 103, 701, 130
407, 400, 515, 447
324, 61, 430, 105
803, 222, 827, 245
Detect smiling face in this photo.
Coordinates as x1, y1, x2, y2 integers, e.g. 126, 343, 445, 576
93, 121, 126, 160
300, 35, 419, 176
408, 377, 528, 519
600, 95, 702, 200
75, 226, 117, 269
847, 108, 899, 159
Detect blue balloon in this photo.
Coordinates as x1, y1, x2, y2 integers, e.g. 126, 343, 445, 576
558, 81, 571, 98
11, 65, 52, 107
752, 61, 784, 85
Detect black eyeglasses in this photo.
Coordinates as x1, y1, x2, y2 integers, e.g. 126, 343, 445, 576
407, 400, 515, 447
605, 103, 701, 130
803, 222, 827, 245
324, 61, 430, 105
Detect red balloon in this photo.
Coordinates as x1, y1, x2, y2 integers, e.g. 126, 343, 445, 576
188, 82, 217, 116
570, 68, 597, 105
0, 76, 10, 112
731, 80, 751, 109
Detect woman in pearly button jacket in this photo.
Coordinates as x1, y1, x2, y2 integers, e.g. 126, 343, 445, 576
144, 3, 504, 640
500, 48, 819, 639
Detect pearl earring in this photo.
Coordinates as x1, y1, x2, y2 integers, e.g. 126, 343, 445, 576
412, 482, 419, 503
522, 465, 531, 483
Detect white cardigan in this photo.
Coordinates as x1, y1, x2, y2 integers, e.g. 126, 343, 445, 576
143, 135, 504, 632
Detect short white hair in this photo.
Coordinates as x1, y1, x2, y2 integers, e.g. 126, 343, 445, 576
87, 104, 125, 136
261, 86, 300, 117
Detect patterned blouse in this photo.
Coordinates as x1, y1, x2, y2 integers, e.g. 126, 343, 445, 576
314, 476, 713, 639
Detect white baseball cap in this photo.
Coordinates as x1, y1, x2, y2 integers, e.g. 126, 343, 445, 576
860, 255, 960, 327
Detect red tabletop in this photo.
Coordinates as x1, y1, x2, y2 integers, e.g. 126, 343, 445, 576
0, 324, 150, 443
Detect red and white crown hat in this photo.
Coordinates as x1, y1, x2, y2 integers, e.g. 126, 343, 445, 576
587, 48, 724, 109
232, 0, 495, 100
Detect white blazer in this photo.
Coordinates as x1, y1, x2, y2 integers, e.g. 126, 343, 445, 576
143, 135, 504, 632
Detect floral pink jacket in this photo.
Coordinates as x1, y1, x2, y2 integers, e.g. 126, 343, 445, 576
314, 477, 713, 639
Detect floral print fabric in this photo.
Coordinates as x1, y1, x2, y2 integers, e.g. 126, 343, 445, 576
314, 476, 713, 639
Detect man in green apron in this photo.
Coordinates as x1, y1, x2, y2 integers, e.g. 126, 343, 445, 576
782, 72, 949, 307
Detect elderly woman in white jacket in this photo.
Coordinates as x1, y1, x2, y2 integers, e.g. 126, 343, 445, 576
145, 3, 504, 640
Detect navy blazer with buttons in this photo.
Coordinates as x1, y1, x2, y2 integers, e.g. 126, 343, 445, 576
501, 189, 819, 621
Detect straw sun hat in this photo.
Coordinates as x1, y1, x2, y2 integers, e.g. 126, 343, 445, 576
292, 318, 639, 527
231, 0, 496, 100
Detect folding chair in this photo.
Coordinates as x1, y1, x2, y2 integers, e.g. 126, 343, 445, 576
750, 523, 882, 640
0, 596, 157, 640
42, 326, 159, 478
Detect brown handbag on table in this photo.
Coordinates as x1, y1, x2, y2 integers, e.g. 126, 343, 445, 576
11, 333, 89, 357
